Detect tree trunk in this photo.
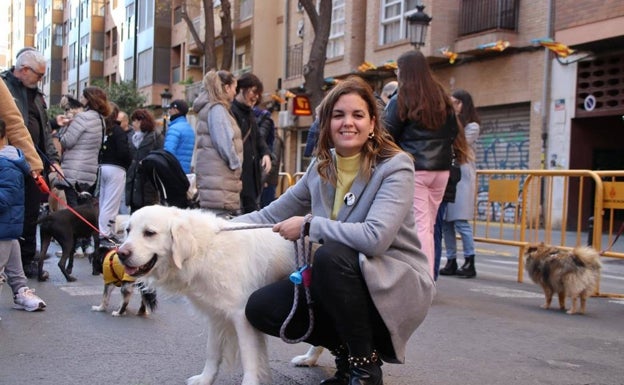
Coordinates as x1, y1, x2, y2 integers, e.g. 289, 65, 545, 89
300, 0, 333, 109
220, 0, 233, 70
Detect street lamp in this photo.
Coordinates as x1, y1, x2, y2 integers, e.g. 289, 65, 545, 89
160, 87, 173, 132
406, 4, 432, 49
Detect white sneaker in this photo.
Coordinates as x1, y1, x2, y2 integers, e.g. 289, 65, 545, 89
84, 244, 94, 255
13, 287, 47, 312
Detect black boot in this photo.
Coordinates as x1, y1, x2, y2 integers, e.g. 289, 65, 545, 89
320, 345, 349, 385
348, 351, 383, 385
456, 256, 476, 278
438, 258, 457, 276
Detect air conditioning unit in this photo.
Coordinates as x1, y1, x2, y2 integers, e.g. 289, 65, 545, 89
187, 54, 202, 68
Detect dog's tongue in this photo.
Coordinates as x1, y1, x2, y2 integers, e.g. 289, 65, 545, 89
124, 266, 139, 276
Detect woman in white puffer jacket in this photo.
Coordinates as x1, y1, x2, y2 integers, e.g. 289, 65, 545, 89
59, 86, 111, 207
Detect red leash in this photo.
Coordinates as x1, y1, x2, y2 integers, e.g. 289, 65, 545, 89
35, 175, 119, 247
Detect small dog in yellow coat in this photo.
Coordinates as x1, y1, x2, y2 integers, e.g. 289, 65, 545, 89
91, 247, 156, 316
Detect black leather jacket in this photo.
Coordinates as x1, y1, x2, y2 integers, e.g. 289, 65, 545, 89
1, 68, 60, 166
384, 95, 457, 171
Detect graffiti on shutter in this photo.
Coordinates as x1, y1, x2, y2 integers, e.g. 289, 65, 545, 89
474, 103, 530, 222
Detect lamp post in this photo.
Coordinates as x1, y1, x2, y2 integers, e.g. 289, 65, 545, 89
160, 88, 173, 133
406, 4, 432, 50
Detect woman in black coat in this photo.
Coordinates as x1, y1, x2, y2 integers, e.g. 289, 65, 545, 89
125, 109, 164, 213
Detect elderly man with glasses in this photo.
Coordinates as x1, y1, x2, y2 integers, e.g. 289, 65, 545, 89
1, 47, 62, 279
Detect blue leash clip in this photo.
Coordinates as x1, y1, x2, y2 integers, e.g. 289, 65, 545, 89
289, 265, 309, 285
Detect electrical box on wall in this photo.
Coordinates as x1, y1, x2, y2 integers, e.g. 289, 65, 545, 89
278, 110, 294, 128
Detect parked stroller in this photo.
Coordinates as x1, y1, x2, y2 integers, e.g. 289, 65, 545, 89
141, 149, 196, 209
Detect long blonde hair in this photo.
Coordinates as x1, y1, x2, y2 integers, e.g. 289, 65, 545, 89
315, 76, 405, 186
202, 70, 236, 107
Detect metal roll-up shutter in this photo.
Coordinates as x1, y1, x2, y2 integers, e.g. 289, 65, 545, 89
475, 103, 531, 171
473, 103, 531, 222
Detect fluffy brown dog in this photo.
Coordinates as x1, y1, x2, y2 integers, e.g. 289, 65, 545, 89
525, 243, 602, 314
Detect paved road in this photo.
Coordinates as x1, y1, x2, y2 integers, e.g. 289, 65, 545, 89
1, 241, 623, 385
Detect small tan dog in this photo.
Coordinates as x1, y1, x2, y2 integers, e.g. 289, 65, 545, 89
525, 243, 602, 314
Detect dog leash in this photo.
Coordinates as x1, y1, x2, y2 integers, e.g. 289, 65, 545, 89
34, 149, 120, 247
221, 217, 316, 342
279, 214, 315, 344
600, 221, 624, 255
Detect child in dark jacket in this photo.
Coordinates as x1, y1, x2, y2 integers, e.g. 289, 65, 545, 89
0, 118, 47, 317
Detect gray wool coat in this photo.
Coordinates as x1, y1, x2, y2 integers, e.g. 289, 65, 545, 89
445, 122, 480, 221
236, 151, 435, 364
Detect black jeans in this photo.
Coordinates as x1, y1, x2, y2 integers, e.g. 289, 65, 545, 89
245, 241, 389, 357
20, 176, 42, 266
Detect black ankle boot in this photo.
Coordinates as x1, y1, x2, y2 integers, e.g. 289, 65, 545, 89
348, 351, 383, 385
456, 255, 476, 278
439, 258, 458, 276
320, 346, 349, 385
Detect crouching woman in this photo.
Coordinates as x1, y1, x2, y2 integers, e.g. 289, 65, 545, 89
234, 76, 435, 385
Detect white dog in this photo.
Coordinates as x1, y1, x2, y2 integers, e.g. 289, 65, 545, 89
117, 205, 296, 385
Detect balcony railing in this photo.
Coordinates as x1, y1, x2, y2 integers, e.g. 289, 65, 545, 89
458, 0, 519, 37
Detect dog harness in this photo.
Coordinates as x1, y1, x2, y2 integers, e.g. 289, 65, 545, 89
103, 249, 135, 286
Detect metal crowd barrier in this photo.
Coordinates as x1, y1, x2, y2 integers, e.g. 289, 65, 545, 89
474, 169, 623, 298
277, 169, 623, 297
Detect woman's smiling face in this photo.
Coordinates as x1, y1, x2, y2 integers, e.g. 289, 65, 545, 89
329, 93, 375, 157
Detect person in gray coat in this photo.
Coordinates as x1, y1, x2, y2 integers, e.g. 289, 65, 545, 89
58, 86, 111, 206
236, 77, 434, 385
440, 89, 481, 278
192, 70, 243, 216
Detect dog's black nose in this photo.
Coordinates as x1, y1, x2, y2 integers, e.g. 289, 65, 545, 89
116, 246, 130, 261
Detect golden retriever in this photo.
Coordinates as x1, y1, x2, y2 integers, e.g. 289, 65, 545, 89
116, 205, 296, 385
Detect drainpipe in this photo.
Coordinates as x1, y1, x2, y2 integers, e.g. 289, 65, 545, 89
541, 0, 554, 170
539, 0, 555, 226
282, 0, 291, 175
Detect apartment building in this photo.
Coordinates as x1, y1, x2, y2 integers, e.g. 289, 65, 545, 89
35, 0, 64, 105
7, 0, 37, 68
18, 0, 623, 184
548, 0, 624, 225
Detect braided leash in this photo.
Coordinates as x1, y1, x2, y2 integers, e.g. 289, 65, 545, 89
280, 214, 314, 344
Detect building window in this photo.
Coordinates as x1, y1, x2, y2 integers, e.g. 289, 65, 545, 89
69, 43, 76, 69
138, 0, 154, 33
93, 49, 104, 62
327, 0, 345, 59
54, 24, 63, 46
172, 66, 181, 83
379, 0, 419, 45
287, 43, 303, 79
234, 46, 249, 74
458, 0, 519, 36
111, 27, 118, 56
137, 48, 153, 87
239, 0, 252, 21
92, 0, 106, 16
126, 3, 134, 39
105, 30, 111, 58
79, 34, 90, 65
174, 6, 182, 24
124, 57, 134, 81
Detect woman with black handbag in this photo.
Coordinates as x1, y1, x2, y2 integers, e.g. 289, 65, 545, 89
439, 89, 481, 278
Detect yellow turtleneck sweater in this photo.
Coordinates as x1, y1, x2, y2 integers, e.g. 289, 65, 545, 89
332, 153, 361, 219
